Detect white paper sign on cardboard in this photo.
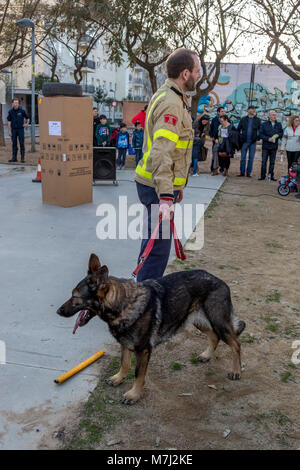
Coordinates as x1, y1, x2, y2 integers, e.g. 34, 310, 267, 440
48, 121, 62, 136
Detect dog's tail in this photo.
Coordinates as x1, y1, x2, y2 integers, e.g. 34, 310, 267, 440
231, 306, 246, 337
204, 287, 246, 341
235, 320, 246, 336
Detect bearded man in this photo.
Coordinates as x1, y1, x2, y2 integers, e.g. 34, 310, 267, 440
134, 48, 201, 281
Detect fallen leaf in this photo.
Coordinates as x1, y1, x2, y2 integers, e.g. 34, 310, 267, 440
208, 385, 217, 390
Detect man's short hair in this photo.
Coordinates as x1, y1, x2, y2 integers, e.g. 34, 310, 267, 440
93, 107, 98, 111
166, 48, 198, 79
99, 114, 107, 120
12, 98, 19, 103
217, 106, 225, 114
134, 121, 141, 127
120, 122, 127, 129
247, 105, 256, 110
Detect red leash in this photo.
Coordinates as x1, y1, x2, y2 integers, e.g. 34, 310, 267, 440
132, 217, 186, 278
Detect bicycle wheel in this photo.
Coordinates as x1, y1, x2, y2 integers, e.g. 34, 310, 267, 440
277, 184, 290, 196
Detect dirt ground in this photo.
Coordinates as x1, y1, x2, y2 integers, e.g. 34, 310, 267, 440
35, 150, 300, 451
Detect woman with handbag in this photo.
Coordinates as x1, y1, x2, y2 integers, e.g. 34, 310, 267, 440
193, 114, 210, 137
216, 115, 238, 176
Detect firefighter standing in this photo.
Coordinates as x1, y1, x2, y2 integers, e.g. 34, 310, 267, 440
135, 48, 201, 281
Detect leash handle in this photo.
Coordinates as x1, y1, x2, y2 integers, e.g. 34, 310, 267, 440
132, 217, 186, 278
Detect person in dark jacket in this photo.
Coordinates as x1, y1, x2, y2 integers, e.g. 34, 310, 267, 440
209, 106, 226, 175
237, 106, 261, 177
193, 114, 210, 136
7, 98, 30, 163
110, 127, 119, 147
132, 121, 144, 166
259, 110, 283, 181
191, 114, 210, 175
95, 114, 111, 147
191, 129, 203, 176
93, 107, 100, 147
216, 115, 238, 176
116, 123, 130, 169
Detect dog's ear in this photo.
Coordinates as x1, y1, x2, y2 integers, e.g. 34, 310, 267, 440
88, 253, 101, 274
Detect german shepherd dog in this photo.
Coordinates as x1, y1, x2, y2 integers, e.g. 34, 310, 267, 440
57, 254, 246, 405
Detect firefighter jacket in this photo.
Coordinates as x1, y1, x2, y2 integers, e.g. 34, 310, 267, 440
135, 79, 194, 198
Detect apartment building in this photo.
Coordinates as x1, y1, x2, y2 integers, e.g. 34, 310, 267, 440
1, 35, 152, 127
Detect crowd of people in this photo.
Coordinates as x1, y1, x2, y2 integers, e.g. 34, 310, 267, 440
131, 47, 299, 286
193, 105, 300, 180
93, 107, 145, 169
92, 104, 300, 181
6, 88, 299, 179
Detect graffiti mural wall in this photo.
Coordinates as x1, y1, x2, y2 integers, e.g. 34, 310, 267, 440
197, 63, 300, 126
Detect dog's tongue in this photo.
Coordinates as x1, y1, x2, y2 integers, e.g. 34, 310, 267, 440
73, 310, 87, 335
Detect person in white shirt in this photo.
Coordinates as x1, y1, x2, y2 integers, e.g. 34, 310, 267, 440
280, 115, 300, 169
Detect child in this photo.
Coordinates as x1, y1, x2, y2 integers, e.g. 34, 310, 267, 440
132, 121, 144, 166
191, 129, 203, 176
95, 114, 111, 147
110, 128, 119, 147
117, 123, 130, 169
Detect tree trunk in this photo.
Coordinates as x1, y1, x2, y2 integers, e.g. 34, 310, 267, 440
0, 104, 6, 147
191, 88, 210, 119
191, 66, 222, 119
50, 56, 58, 82
148, 68, 158, 94
74, 68, 83, 85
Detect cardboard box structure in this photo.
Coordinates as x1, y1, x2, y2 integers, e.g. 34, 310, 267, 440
38, 96, 93, 207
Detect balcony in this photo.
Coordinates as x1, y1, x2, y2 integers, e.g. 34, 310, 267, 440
84, 59, 96, 70
76, 59, 96, 71
82, 84, 95, 94
129, 75, 143, 85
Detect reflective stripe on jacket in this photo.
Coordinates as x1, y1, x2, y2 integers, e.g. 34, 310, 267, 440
134, 79, 193, 198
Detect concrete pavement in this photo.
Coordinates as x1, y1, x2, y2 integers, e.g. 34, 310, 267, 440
0, 165, 225, 449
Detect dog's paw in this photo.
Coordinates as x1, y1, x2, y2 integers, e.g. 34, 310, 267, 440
227, 372, 241, 381
105, 374, 125, 387
196, 355, 210, 363
120, 390, 141, 405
